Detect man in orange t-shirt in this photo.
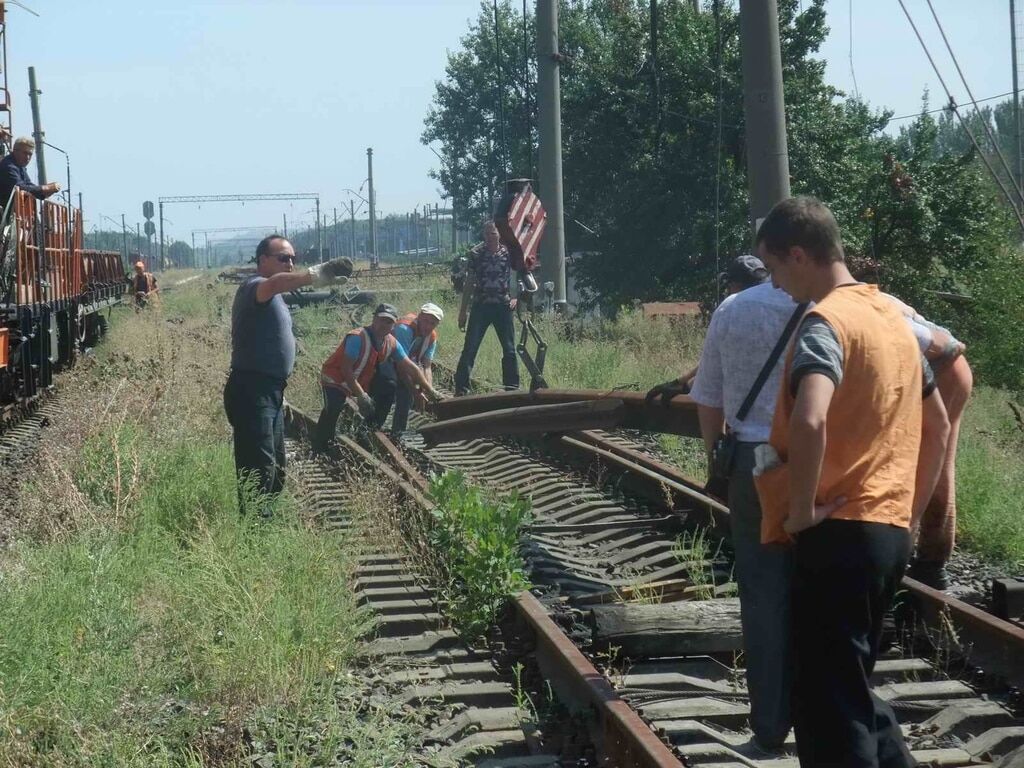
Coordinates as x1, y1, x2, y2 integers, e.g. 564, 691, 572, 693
755, 197, 950, 768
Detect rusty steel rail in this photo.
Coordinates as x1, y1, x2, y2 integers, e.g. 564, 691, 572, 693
902, 576, 1024, 690
429, 388, 701, 438
419, 398, 626, 445
515, 591, 684, 768
284, 406, 686, 767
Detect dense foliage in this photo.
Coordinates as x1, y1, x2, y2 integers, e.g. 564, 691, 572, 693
424, 0, 1022, 387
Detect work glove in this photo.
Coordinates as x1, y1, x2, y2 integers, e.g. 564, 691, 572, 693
310, 257, 354, 288
422, 386, 443, 404
645, 378, 690, 407
356, 392, 376, 420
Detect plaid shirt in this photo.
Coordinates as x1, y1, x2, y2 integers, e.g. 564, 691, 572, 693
469, 243, 511, 304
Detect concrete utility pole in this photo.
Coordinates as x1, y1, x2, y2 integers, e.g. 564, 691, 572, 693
283, 213, 288, 238
413, 209, 420, 258
315, 198, 322, 262
739, 0, 791, 231
435, 203, 441, 255
536, 0, 567, 309
333, 207, 338, 258
349, 200, 356, 257
1011, 0, 1023, 212
27, 67, 47, 184
158, 201, 164, 269
121, 214, 128, 263
191, 232, 196, 268
367, 148, 377, 267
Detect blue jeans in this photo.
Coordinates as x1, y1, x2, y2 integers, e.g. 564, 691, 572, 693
454, 301, 519, 395
730, 442, 793, 747
223, 370, 286, 515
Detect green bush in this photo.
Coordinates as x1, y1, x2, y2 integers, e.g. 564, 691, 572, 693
428, 472, 531, 641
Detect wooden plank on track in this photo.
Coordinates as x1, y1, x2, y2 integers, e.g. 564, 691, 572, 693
591, 599, 743, 657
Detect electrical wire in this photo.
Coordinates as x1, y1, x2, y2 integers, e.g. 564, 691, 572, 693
897, 0, 1024, 232
887, 90, 1014, 122
848, 0, 860, 99
924, 0, 1024, 207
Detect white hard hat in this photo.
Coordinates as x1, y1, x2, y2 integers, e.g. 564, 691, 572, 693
420, 302, 444, 322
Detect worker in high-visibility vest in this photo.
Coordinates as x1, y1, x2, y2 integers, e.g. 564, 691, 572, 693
375, 302, 443, 435
314, 303, 442, 451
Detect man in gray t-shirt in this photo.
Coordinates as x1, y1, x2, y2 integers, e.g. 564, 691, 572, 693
223, 235, 349, 515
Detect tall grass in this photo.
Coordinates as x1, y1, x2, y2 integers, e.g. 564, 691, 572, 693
0, 286, 428, 766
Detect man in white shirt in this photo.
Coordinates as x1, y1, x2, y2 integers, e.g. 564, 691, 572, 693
687, 255, 804, 752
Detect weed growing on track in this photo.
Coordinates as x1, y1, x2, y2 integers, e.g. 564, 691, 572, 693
0, 283, 428, 766
673, 527, 724, 600
427, 471, 531, 641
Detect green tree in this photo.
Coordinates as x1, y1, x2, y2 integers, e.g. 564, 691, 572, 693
167, 240, 194, 268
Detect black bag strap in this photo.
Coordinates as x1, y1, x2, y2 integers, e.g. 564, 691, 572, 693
735, 302, 809, 423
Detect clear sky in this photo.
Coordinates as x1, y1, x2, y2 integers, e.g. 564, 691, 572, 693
4, 0, 1014, 245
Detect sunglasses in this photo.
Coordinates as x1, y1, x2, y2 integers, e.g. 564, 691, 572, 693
274, 254, 294, 264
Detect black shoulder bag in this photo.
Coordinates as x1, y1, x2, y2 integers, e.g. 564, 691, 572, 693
706, 302, 808, 500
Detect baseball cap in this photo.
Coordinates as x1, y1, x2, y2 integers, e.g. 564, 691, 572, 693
719, 254, 768, 288
374, 303, 399, 321
419, 302, 444, 322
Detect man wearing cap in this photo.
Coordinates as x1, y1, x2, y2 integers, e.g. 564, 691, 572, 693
652, 254, 803, 754
224, 234, 349, 515
0, 137, 61, 210
314, 303, 442, 451
131, 259, 158, 312
645, 254, 772, 404
374, 302, 444, 435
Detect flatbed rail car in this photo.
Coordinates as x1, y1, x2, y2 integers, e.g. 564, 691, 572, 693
0, 188, 125, 411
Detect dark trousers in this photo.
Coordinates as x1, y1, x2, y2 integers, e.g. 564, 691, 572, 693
729, 444, 793, 747
313, 371, 396, 450
223, 370, 286, 514
792, 519, 914, 768
454, 301, 519, 395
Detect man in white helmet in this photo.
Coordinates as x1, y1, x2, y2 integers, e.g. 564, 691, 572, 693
376, 302, 444, 434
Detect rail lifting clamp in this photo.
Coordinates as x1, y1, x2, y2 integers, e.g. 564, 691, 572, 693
516, 290, 548, 392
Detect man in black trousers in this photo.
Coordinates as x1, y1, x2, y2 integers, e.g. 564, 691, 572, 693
224, 234, 348, 515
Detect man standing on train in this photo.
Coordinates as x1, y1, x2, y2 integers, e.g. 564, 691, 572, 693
0, 137, 61, 210
224, 234, 349, 516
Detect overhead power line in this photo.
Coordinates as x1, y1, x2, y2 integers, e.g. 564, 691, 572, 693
897, 0, 1024, 233
887, 90, 1014, 123
924, 0, 1024, 208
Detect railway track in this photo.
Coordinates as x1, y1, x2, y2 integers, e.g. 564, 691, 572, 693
282, 387, 1024, 767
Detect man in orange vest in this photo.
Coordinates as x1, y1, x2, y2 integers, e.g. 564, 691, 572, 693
754, 197, 950, 768
131, 260, 158, 311
375, 302, 444, 436
314, 303, 442, 451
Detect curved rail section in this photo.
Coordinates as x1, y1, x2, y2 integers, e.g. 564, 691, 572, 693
285, 404, 684, 767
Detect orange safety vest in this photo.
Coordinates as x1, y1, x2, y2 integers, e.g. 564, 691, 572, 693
756, 284, 924, 545
321, 327, 397, 393
397, 313, 438, 364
